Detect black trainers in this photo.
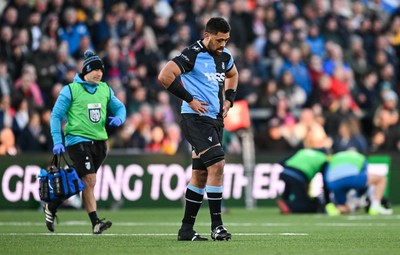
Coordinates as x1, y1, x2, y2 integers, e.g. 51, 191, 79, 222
178, 229, 208, 241
43, 203, 57, 232
211, 225, 231, 241
93, 218, 112, 234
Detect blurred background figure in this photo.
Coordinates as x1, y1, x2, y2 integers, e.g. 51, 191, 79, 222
324, 150, 393, 216
0, 127, 18, 155
331, 117, 368, 153
277, 146, 329, 214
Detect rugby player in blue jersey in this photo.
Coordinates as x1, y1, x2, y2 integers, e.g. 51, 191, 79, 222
158, 17, 238, 241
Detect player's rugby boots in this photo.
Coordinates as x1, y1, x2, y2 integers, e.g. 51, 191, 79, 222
43, 203, 57, 232
178, 229, 208, 241
93, 218, 112, 234
211, 225, 231, 241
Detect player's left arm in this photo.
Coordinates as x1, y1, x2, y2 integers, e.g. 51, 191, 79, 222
108, 88, 127, 125
223, 64, 239, 118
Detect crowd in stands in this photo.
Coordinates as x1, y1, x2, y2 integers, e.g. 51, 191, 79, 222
0, 0, 400, 156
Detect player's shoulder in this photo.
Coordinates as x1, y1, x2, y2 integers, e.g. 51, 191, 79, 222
186, 40, 206, 53
222, 47, 233, 56
217, 48, 234, 63
174, 40, 205, 64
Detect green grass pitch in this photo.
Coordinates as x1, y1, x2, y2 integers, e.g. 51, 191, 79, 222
1, 206, 399, 255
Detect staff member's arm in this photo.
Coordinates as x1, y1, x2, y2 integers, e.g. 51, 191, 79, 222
50, 86, 72, 154
223, 64, 239, 118
158, 61, 209, 115
107, 88, 127, 126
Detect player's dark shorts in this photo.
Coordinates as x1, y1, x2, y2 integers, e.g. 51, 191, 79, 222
180, 114, 224, 155
66, 140, 107, 178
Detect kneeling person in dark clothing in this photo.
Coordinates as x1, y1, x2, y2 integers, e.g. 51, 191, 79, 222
277, 148, 328, 214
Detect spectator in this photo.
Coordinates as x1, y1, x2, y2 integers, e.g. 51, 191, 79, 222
58, 7, 90, 55
0, 6, 18, 29
0, 58, 12, 97
356, 70, 380, 128
0, 95, 13, 130
332, 117, 368, 153
344, 35, 369, 82
279, 115, 300, 150
41, 14, 60, 42
258, 117, 291, 151
373, 89, 399, 129
235, 68, 259, 107
16, 110, 51, 152
241, 44, 269, 85
5, 0, 31, 29
0, 127, 18, 156
162, 122, 189, 155
145, 125, 165, 153
102, 44, 127, 83
370, 108, 400, 152
378, 63, 397, 91
257, 79, 278, 109
323, 43, 351, 77
325, 94, 360, 137
328, 66, 360, 114
13, 64, 44, 108
293, 108, 329, 148
27, 36, 58, 101
279, 47, 312, 97
0, 25, 14, 63
11, 96, 29, 140
27, 11, 43, 51
305, 23, 325, 58
277, 70, 307, 114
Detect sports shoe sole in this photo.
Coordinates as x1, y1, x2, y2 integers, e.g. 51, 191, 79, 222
212, 233, 232, 241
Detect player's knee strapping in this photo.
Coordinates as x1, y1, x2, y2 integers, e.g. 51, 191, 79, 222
200, 146, 224, 168
192, 158, 207, 170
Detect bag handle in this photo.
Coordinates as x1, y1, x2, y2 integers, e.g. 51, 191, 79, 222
60, 153, 72, 168
49, 154, 72, 172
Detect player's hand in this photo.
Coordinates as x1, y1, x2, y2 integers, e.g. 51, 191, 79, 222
108, 116, 122, 127
188, 98, 209, 116
222, 100, 231, 118
53, 143, 65, 155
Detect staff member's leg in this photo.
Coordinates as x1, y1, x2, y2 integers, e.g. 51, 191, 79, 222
68, 141, 112, 234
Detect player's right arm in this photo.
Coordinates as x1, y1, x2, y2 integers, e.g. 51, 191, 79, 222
50, 86, 72, 145
158, 60, 208, 115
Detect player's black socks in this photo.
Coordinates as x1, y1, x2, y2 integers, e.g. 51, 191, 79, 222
181, 185, 204, 230
89, 211, 99, 227
206, 185, 223, 230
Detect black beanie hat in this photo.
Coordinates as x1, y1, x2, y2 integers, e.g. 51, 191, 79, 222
82, 50, 104, 75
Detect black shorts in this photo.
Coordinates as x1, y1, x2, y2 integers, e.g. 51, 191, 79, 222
66, 141, 107, 178
180, 114, 224, 155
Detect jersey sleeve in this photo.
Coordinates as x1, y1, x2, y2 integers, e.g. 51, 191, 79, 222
172, 47, 197, 74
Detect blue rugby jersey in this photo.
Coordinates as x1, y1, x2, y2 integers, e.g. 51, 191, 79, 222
172, 40, 234, 119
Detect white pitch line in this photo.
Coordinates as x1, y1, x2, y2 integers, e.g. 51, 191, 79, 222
0, 222, 291, 227
1, 221, 399, 227
0, 232, 308, 236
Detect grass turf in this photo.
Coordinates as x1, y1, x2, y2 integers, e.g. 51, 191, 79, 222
0, 206, 399, 255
